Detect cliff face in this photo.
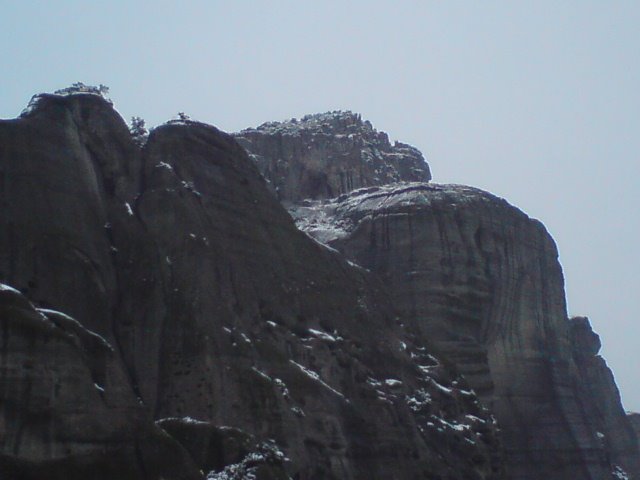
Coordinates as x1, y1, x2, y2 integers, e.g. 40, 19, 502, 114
0, 284, 202, 480
570, 317, 640, 477
239, 115, 640, 480
629, 415, 640, 446
0, 93, 503, 479
2, 92, 637, 479
234, 111, 431, 202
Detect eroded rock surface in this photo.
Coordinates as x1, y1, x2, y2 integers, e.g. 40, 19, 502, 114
234, 111, 431, 202
0, 284, 201, 480
285, 182, 640, 479
570, 317, 640, 479
0, 94, 503, 479
629, 414, 640, 446
237, 111, 640, 479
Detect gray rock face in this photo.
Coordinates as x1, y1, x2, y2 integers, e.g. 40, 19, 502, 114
570, 317, 640, 479
234, 111, 431, 202
286, 182, 640, 479
0, 93, 503, 479
0, 284, 202, 480
629, 414, 640, 445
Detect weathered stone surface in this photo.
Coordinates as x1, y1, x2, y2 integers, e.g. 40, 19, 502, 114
570, 317, 640, 479
132, 119, 503, 479
234, 111, 431, 202
0, 284, 201, 480
629, 414, 640, 444
287, 182, 639, 479
158, 418, 290, 479
0, 93, 503, 479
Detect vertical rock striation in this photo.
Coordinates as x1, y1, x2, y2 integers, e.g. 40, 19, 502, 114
286, 183, 621, 478
240, 114, 640, 479
570, 317, 640, 478
0, 94, 503, 479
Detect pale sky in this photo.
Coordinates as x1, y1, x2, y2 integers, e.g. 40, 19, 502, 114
2, 1, 639, 410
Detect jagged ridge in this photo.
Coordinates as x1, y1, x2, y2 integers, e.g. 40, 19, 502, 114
234, 110, 431, 202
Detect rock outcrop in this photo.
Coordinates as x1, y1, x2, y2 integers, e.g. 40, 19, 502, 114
2, 90, 638, 479
570, 317, 640, 478
0, 284, 202, 480
0, 93, 503, 479
234, 111, 431, 202
241, 118, 640, 479
629, 414, 640, 446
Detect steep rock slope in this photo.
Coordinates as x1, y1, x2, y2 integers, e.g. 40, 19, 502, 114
0, 93, 503, 479
629, 415, 640, 446
0, 284, 202, 480
570, 317, 640, 477
239, 117, 640, 480
287, 183, 622, 479
234, 111, 431, 202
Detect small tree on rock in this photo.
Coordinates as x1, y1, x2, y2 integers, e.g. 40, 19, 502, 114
130, 116, 148, 146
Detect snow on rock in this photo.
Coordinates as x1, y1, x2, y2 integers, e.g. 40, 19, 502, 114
289, 360, 348, 401
234, 111, 430, 203
384, 379, 403, 388
0, 283, 21, 294
205, 439, 289, 480
37, 308, 113, 351
613, 466, 630, 480
308, 328, 337, 342
20, 83, 112, 117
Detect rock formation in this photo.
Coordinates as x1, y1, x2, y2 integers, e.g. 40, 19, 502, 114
570, 317, 640, 478
235, 111, 431, 202
0, 284, 202, 480
629, 414, 640, 446
1, 90, 637, 479
238, 114, 640, 479
0, 92, 503, 479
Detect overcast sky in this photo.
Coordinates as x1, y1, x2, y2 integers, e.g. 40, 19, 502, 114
2, 1, 638, 410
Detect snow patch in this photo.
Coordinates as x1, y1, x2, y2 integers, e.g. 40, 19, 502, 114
308, 328, 336, 342
406, 389, 432, 412
0, 283, 20, 294
155, 161, 174, 171
613, 466, 629, 480
384, 379, 403, 387
430, 378, 453, 395
289, 360, 347, 401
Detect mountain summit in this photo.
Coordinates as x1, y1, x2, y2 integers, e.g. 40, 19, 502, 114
235, 110, 431, 202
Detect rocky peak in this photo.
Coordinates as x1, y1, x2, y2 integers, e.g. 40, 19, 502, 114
243, 110, 400, 144
570, 316, 602, 357
234, 111, 431, 202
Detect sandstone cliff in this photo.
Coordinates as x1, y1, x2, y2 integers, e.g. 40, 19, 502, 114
0, 93, 502, 479
629, 414, 640, 447
235, 111, 431, 202
570, 317, 640, 478
239, 115, 640, 480
0, 284, 203, 480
